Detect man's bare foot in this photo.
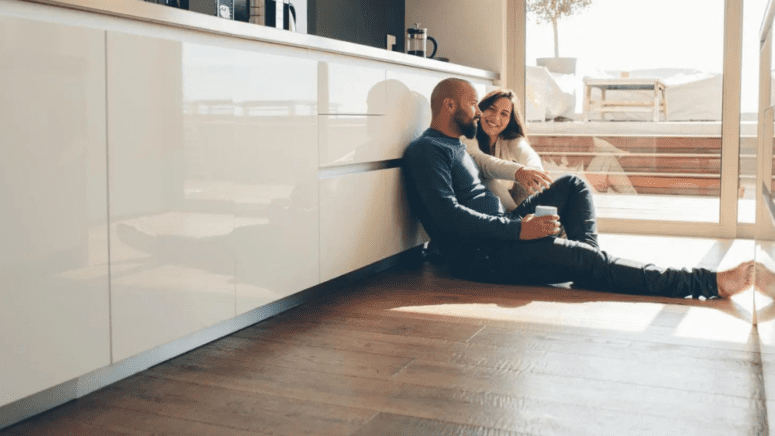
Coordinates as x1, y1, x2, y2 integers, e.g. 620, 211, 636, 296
755, 261, 775, 298
717, 260, 755, 298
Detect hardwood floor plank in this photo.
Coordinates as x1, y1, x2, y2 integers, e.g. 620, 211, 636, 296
347, 409, 754, 436
393, 359, 756, 425
146, 354, 752, 435
145, 340, 754, 432
467, 322, 757, 355
232, 322, 761, 396
3, 420, 144, 436
1, 400, 264, 436
264, 307, 484, 342
81, 375, 376, 436
237, 317, 758, 373
349, 412, 531, 436
267, 272, 756, 353
170, 336, 413, 378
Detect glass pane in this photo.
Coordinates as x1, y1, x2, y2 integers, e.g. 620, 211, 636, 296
739, 0, 769, 224
525, 0, 724, 222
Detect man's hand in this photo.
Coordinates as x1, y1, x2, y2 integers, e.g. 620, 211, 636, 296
520, 214, 561, 240
515, 168, 553, 194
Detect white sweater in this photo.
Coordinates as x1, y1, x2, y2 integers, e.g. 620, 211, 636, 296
463, 136, 544, 211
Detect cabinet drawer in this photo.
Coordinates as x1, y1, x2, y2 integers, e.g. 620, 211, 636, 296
319, 168, 425, 282
319, 114, 406, 166
318, 58, 386, 115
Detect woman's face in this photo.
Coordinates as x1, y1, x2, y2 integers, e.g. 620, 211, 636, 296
480, 97, 512, 139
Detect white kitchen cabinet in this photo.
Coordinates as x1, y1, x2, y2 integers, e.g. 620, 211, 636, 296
230, 41, 320, 315
317, 54, 387, 115
386, 67, 490, 118
319, 168, 424, 283
318, 68, 490, 167
107, 32, 237, 362
0, 16, 110, 407
319, 115, 390, 166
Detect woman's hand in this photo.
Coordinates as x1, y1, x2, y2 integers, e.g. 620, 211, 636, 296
515, 168, 553, 194
520, 214, 561, 240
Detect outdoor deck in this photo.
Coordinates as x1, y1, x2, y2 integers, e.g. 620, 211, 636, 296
527, 121, 761, 223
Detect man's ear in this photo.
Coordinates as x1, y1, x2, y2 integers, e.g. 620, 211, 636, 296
443, 97, 456, 114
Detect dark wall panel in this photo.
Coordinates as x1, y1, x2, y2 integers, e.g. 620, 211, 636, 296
309, 0, 404, 52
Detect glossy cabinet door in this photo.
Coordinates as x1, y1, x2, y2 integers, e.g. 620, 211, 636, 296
318, 68, 490, 167
317, 55, 386, 115
107, 32, 237, 362
385, 68, 490, 139
319, 168, 424, 283
0, 17, 110, 407
230, 39, 319, 315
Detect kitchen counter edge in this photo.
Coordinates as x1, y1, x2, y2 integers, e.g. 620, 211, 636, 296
19, 0, 500, 81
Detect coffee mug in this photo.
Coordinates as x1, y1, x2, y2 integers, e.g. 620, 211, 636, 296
535, 205, 558, 217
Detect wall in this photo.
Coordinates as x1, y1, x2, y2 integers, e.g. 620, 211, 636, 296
405, 0, 505, 75
308, 0, 404, 52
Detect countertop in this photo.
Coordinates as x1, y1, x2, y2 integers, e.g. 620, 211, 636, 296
19, 0, 499, 81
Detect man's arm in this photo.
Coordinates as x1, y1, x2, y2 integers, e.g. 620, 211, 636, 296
405, 144, 523, 241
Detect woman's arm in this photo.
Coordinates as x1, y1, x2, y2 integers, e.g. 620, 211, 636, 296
512, 137, 544, 170
463, 138, 524, 181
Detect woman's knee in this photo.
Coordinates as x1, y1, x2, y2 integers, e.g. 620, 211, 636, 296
554, 174, 588, 190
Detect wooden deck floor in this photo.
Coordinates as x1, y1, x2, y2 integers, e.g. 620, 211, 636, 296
1, 235, 768, 435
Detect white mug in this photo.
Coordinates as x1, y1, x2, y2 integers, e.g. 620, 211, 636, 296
535, 205, 558, 217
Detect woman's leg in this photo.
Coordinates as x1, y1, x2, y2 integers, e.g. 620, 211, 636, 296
511, 175, 598, 248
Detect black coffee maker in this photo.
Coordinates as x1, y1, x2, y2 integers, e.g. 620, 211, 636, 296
263, 0, 295, 30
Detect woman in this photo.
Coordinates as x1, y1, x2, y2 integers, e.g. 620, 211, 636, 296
463, 89, 546, 211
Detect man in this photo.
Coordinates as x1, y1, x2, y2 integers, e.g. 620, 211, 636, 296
403, 78, 752, 299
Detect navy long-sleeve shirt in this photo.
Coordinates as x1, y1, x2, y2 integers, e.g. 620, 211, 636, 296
403, 128, 523, 246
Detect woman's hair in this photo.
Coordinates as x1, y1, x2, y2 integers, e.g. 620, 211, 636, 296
475, 89, 527, 154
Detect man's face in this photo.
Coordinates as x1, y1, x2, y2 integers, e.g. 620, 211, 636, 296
453, 86, 482, 139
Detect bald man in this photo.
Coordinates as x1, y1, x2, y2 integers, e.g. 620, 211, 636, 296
403, 78, 753, 299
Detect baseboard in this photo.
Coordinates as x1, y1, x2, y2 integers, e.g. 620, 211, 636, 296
0, 245, 423, 430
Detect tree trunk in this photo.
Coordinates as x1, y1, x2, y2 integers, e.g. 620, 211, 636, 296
552, 16, 559, 57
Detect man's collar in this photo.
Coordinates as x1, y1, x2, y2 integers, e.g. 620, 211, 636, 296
426, 128, 460, 140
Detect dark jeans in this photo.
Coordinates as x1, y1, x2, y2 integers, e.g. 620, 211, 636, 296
445, 175, 718, 299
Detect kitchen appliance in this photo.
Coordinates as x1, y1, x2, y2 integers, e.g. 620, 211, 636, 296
406, 23, 437, 59
216, 0, 234, 19
283, 0, 296, 31
144, 0, 188, 7
265, 0, 277, 27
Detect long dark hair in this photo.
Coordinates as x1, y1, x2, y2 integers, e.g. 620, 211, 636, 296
475, 89, 527, 154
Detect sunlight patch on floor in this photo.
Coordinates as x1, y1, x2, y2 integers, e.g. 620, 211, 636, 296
673, 304, 754, 344
389, 300, 666, 332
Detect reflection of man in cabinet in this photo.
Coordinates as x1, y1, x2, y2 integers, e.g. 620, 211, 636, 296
402, 78, 753, 299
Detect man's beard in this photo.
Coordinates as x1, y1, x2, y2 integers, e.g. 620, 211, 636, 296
454, 110, 478, 139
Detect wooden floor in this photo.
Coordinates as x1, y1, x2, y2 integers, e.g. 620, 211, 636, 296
1, 235, 769, 435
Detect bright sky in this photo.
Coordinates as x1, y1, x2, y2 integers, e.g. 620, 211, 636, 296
525, 0, 768, 114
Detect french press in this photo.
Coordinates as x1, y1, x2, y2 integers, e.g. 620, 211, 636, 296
406, 23, 437, 59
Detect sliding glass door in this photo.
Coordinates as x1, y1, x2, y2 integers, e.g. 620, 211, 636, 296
517, 0, 763, 237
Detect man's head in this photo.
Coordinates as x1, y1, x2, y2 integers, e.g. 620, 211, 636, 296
429, 78, 482, 139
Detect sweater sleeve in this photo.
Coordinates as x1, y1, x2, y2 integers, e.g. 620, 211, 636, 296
404, 143, 523, 241
513, 137, 544, 170
464, 138, 524, 182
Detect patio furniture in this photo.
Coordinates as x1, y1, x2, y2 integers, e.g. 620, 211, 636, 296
583, 78, 668, 122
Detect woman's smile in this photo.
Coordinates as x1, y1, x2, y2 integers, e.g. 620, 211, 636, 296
481, 96, 512, 139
